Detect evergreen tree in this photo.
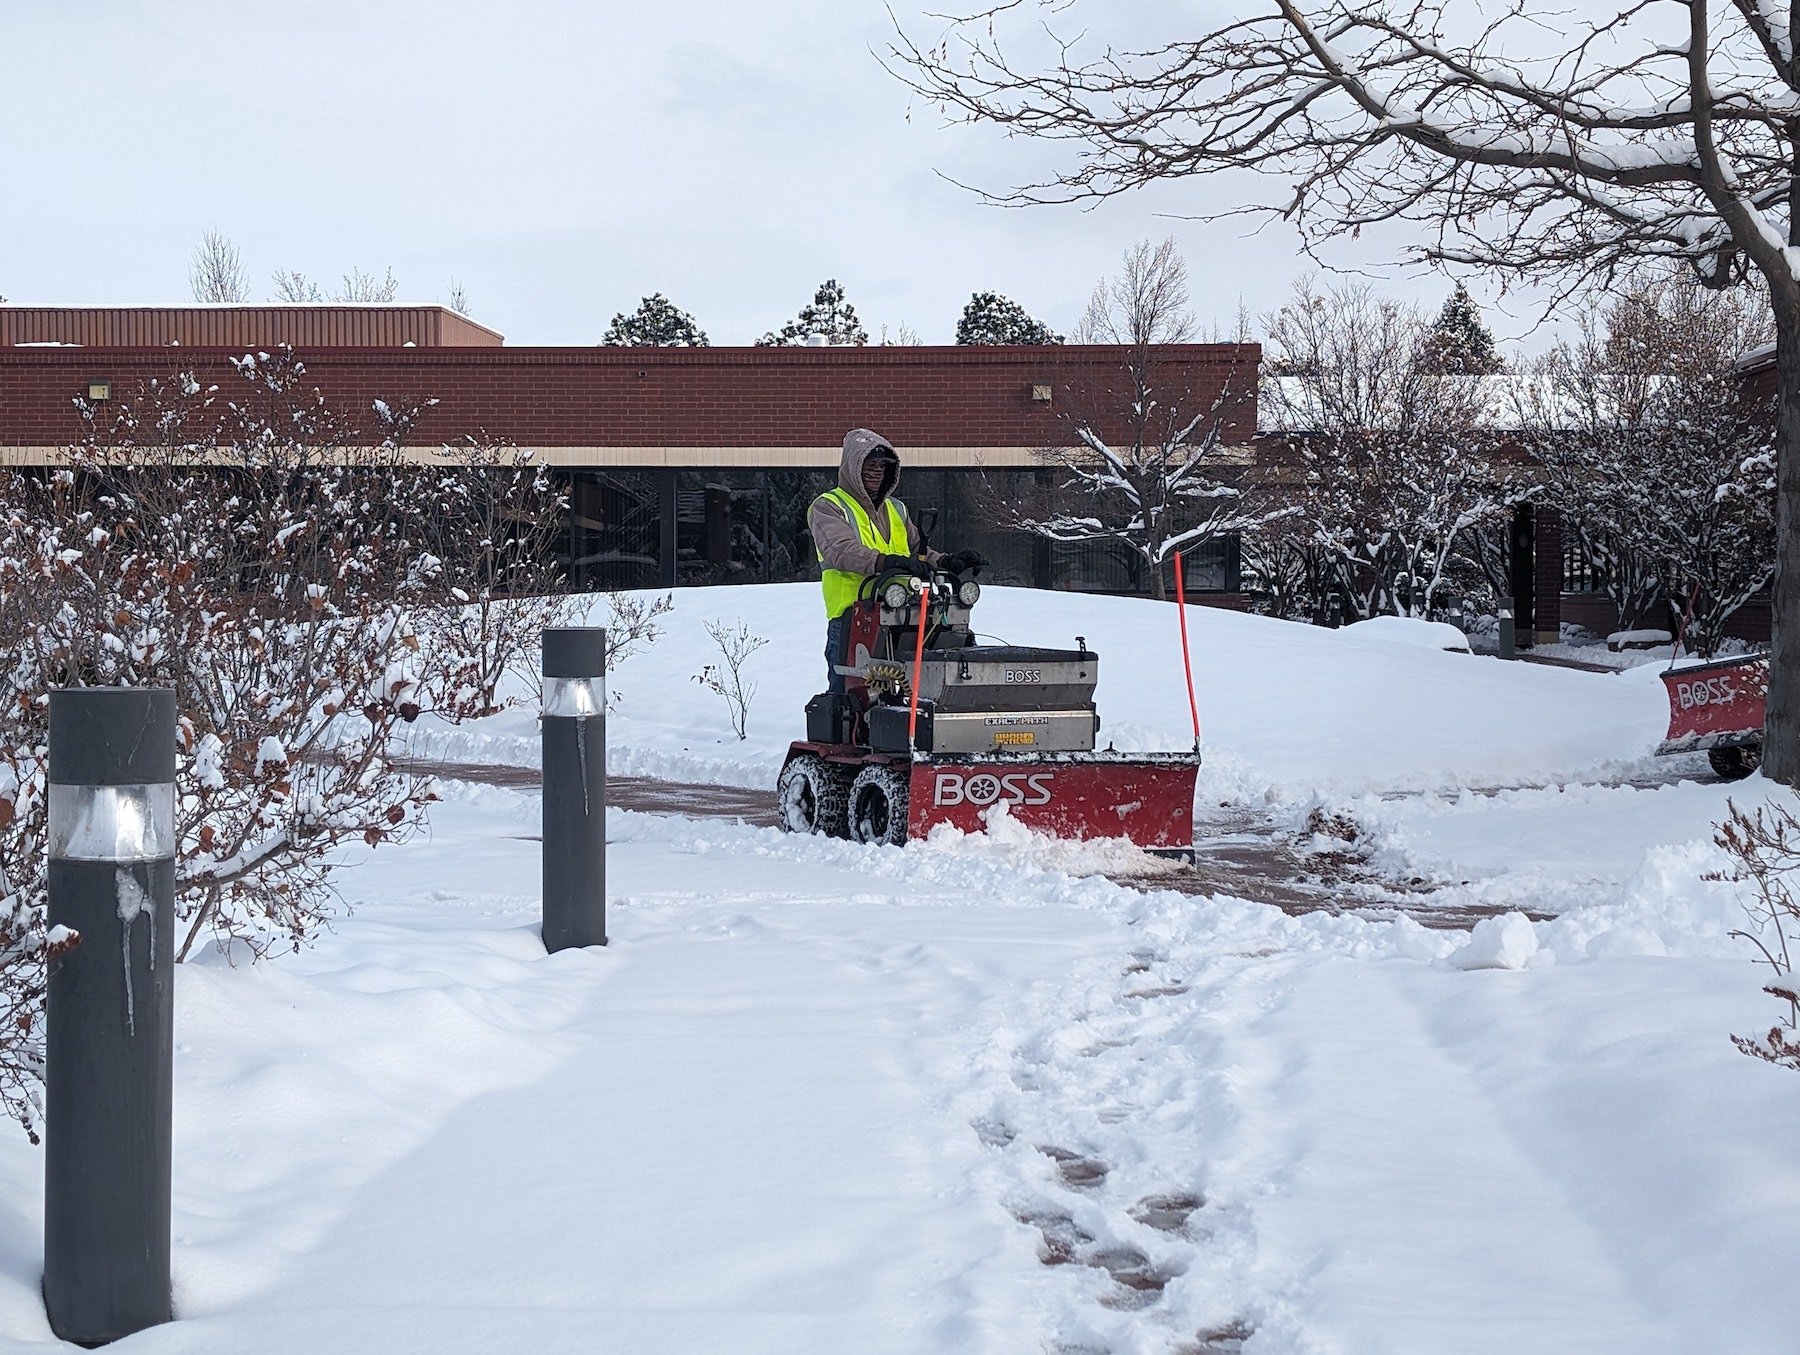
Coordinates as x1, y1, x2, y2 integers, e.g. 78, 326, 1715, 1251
955, 291, 1062, 344
757, 279, 867, 347
601, 293, 709, 347
1417, 284, 1503, 374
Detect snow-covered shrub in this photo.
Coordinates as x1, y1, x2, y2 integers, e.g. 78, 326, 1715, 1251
1713, 800, 1800, 1071
595, 591, 674, 712
0, 348, 570, 1137
417, 438, 577, 717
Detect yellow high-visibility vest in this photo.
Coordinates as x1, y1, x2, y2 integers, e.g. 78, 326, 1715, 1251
816, 486, 908, 618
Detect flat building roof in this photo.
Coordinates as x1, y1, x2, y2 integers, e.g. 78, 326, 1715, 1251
0, 304, 504, 349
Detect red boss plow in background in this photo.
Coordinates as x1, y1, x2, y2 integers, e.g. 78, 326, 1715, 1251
776, 563, 1200, 853
1656, 651, 1768, 780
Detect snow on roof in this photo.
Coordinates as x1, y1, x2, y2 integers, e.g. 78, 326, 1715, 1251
1732, 340, 1776, 373
1257, 373, 1561, 434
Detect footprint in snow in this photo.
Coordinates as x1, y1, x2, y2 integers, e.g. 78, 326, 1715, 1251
972, 1117, 1016, 1149
1129, 1191, 1205, 1235
1122, 982, 1191, 1001
1039, 1145, 1109, 1189
1174, 1319, 1256, 1354
1010, 1203, 1172, 1309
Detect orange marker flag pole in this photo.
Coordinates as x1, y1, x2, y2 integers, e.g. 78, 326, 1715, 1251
906, 576, 932, 749
1173, 551, 1202, 754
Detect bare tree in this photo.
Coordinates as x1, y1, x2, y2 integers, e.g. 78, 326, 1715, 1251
448, 279, 471, 315
1073, 237, 1192, 346
272, 269, 325, 303
1262, 277, 1513, 618
271, 265, 399, 304
996, 238, 1274, 599
190, 230, 248, 303
339, 266, 399, 303
894, 1, 1800, 779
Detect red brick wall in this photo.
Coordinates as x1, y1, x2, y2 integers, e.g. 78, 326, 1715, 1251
1562, 593, 1771, 644
0, 344, 1258, 452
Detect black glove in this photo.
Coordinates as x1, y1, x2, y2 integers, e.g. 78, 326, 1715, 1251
943, 549, 987, 576
876, 554, 928, 578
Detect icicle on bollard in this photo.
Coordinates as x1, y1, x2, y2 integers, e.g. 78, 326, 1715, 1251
44, 687, 176, 1346
542, 628, 608, 952
1498, 595, 1517, 661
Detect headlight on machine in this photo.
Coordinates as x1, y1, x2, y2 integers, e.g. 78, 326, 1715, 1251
957, 578, 982, 607
883, 580, 912, 609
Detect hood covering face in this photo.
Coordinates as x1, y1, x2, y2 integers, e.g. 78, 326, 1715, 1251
839, 428, 898, 510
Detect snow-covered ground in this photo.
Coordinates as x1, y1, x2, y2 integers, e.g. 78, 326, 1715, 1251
409, 584, 1669, 798
2, 584, 1797, 1353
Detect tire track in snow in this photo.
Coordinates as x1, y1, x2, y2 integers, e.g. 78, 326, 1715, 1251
1250, 961, 1671, 1355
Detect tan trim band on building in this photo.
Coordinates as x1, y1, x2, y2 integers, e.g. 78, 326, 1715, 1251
7, 443, 1250, 469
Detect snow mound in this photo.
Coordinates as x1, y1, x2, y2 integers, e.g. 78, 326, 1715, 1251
418, 583, 1666, 802
1342, 614, 1473, 653
1449, 911, 1541, 969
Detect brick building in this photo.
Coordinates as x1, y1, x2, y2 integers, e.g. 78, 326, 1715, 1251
0, 305, 1256, 598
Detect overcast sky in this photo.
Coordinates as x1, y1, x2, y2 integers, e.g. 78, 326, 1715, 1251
1, 0, 1559, 351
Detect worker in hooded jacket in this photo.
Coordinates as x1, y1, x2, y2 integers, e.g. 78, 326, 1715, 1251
809, 428, 985, 693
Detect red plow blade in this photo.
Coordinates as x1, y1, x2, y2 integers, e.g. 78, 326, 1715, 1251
907, 753, 1199, 852
1658, 653, 1767, 752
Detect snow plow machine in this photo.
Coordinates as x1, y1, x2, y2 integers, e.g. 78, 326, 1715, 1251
776, 565, 1200, 852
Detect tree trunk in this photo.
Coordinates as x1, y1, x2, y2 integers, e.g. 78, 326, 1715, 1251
1763, 312, 1800, 784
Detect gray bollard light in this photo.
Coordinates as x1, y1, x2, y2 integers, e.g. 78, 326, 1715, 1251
1498, 595, 1517, 660
542, 628, 607, 953
44, 688, 176, 1346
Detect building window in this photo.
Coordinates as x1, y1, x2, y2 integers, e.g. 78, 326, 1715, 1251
1561, 539, 1608, 593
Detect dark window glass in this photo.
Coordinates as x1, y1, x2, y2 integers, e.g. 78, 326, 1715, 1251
674, 469, 836, 586
568, 470, 660, 590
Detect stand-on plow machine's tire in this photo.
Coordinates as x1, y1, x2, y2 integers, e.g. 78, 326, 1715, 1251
848, 764, 910, 848
1709, 741, 1762, 781
777, 755, 850, 837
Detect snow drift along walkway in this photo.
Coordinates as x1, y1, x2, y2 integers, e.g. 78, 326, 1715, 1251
406, 583, 1668, 800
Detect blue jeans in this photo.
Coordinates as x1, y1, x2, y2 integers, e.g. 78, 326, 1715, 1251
825, 614, 848, 694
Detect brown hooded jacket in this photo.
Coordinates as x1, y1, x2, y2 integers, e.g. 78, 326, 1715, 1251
807, 428, 941, 577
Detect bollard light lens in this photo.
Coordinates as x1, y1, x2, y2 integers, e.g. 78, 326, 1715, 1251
542, 676, 606, 717
48, 783, 176, 862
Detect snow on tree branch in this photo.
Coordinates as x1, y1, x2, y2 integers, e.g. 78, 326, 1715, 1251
0, 348, 577, 1138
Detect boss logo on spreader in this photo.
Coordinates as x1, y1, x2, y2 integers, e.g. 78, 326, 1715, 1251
1676, 676, 1737, 710
933, 770, 1054, 807
1004, 669, 1043, 684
